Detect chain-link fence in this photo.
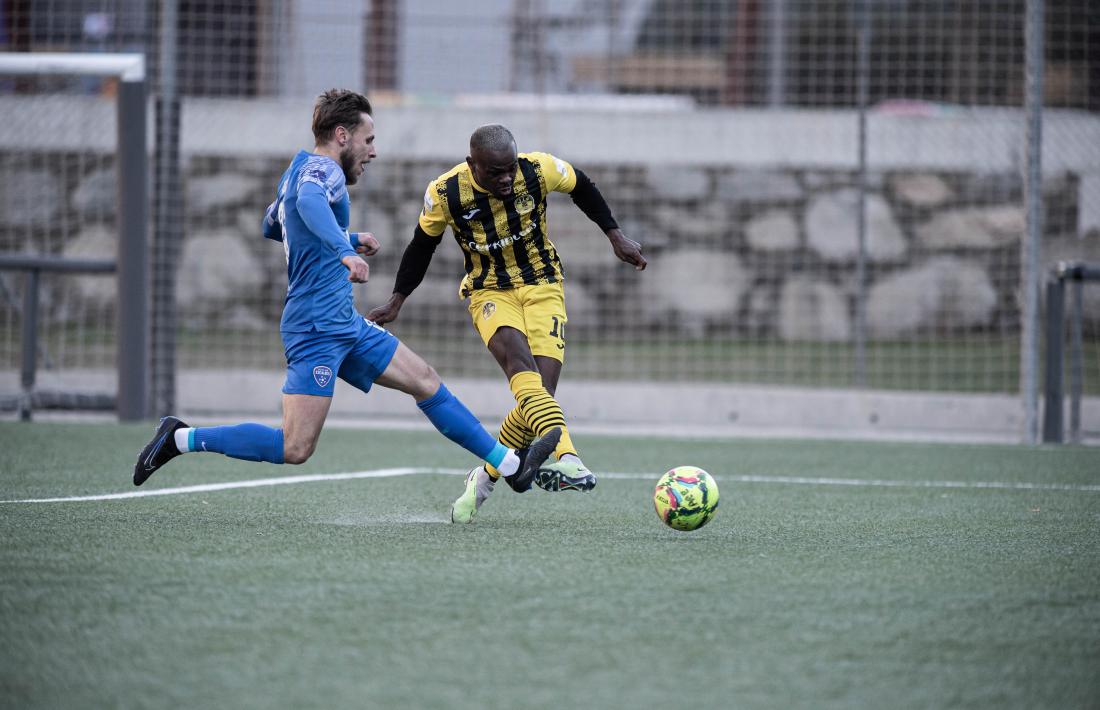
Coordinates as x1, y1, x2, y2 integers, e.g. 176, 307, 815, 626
0, 1, 1097, 438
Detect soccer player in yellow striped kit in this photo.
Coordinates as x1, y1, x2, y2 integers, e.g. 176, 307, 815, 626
368, 124, 646, 523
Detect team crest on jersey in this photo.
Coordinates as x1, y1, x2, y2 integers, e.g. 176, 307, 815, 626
313, 365, 333, 388
481, 302, 497, 320
513, 192, 535, 215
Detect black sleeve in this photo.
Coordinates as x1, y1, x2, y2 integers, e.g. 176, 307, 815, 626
393, 224, 440, 297
569, 168, 619, 233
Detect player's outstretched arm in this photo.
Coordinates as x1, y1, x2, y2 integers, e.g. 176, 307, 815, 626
367, 292, 405, 325
367, 224, 440, 324
568, 167, 646, 271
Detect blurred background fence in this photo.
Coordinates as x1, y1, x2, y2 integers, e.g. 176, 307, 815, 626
0, 1, 1097, 442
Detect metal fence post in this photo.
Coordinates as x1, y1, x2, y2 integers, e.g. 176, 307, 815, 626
853, 0, 871, 387
1041, 276, 1064, 443
116, 74, 150, 421
1021, 0, 1045, 444
1068, 275, 1083, 444
19, 269, 39, 421
152, 0, 182, 419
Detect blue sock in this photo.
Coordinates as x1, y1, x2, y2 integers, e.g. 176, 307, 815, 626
191, 424, 285, 464
416, 383, 504, 464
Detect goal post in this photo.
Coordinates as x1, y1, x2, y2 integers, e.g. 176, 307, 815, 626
1042, 262, 1100, 444
0, 52, 149, 421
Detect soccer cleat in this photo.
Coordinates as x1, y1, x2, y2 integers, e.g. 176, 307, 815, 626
133, 416, 188, 486
505, 426, 562, 493
534, 459, 597, 492
450, 465, 495, 524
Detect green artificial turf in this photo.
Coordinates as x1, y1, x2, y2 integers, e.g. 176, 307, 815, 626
1, 422, 1098, 709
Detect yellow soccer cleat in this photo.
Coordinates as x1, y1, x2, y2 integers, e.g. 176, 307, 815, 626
534, 457, 597, 492
450, 465, 494, 524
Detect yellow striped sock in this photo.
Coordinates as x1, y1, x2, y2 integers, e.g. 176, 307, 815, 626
485, 406, 533, 480
508, 370, 577, 461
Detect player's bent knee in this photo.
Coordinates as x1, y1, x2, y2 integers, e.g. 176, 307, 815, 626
414, 363, 442, 400
284, 449, 311, 465
404, 354, 440, 399
283, 440, 316, 465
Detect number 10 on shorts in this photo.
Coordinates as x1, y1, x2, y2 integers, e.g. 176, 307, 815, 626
549, 315, 565, 349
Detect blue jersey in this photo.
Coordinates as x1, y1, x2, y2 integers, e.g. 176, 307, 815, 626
263, 150, 359, 334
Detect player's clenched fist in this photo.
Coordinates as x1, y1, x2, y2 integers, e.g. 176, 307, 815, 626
354, 232, 381, 257
342, 254, 370, 283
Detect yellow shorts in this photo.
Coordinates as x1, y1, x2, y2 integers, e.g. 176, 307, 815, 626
466, 282, 567, 362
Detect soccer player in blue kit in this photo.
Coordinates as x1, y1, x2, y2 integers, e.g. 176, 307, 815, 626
134, 89, 559, 492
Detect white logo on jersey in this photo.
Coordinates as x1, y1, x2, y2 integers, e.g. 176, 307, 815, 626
553, 157, 569, 178
277, 200, 290, 263
423, 187, 435, 213
462, 208, 480, 220
466, 222, 536, 253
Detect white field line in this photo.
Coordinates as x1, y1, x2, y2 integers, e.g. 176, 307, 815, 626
0, 467, 445, 504
2, 468, 1099, 504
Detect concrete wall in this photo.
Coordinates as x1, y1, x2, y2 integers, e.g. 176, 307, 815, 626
2, 96, 1098, 168
3, 368, 1097, 445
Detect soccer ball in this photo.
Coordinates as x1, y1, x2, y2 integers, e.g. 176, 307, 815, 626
653, 466, 719, 531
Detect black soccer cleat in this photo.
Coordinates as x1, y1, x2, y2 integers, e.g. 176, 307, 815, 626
505, 426, 562, 493
133, 416, 188, 486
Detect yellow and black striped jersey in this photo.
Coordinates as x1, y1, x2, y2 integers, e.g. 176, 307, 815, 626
418, 151, 577, 296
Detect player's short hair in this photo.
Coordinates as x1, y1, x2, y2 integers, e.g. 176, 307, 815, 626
470, 124, 516, 155
312, 89, 373, 143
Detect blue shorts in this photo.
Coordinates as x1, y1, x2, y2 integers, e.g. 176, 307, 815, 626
281, 317, 400, 397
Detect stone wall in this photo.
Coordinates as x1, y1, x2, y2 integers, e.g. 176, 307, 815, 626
3, 100, 1099, 385
4, 152, 1098, 346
